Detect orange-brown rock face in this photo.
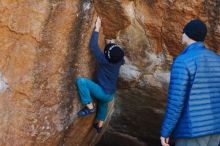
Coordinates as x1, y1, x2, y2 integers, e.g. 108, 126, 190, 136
100, 0, 220, 88
0, 0, 104, 145
0, 0, 220, 146
94, 0, 131, 39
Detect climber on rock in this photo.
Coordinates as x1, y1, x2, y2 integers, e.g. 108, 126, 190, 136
76, 16, 125, 133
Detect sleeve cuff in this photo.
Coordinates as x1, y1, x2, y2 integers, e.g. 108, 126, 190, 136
160, 128, 171, 138
93, 31, 99, 35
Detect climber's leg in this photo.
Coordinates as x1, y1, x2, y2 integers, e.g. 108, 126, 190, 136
93, 101, 111, 133
76, 77, 94, 105
76, 77, 113, 117
96, 101, 108, 121
76, 77, 97, 116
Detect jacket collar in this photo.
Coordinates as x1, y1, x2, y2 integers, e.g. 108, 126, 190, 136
181, 42, 205, 54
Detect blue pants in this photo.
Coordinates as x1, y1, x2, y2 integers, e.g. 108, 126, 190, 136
76, 77, 114, 121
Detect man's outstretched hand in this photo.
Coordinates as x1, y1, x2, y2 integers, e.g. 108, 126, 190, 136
95, 17, 101, 32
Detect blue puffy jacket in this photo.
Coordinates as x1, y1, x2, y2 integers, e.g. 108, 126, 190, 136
161, 42, 220, 138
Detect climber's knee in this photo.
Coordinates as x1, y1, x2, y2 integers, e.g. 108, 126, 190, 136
76, 77, 87, 87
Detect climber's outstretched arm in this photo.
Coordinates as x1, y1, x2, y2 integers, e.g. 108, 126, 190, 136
89, 17, 107, 64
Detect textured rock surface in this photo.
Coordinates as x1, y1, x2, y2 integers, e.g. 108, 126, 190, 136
0, 0, 105, 145
0, 0, 220, 146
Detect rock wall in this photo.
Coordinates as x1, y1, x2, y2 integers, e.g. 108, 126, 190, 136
0, 0, 220, 146
0, 0, 104, 145
112, 0, 220, 87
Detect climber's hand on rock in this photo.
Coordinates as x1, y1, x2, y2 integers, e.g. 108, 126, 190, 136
95, 16, 101, 32
160, 136, 170, 146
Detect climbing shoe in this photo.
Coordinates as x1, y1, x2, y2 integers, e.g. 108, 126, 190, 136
77, 107, 96, 117
93, 123, 102, 133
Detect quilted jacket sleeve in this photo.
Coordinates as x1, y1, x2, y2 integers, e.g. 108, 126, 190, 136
160, 59, 190, 137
